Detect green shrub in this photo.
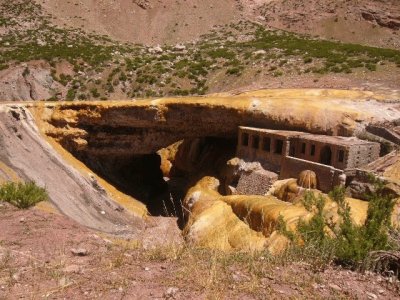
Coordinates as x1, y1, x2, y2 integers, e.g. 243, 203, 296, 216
59, 73, 72, 86
119, 72, 127, 81
366, 63, 377, 71
281, 179, 396, 268
174, 59, 189, 70
273, 70, 283, 77
176, 70, 188, 78
78, 93, 87, 100
47, 96, 58, 101
90, 88, 100, 98
0, 181, 48, 209
334, 179, 395, 266
66, 88, 76, 100
226, 67, 242, 76
207, 48, 236, 59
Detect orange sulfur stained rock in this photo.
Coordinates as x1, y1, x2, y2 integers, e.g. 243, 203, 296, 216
33, 89, 400, 157
183, 177, 267, 252
183, 175, 400, 254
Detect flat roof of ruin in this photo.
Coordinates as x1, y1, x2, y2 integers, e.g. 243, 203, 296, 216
239, 126, 378, 147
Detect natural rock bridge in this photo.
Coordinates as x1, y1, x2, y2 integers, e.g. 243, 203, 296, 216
0, 89, 399, 234
40, 89, 400, 157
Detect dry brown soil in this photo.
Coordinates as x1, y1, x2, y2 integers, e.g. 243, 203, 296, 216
34, 0, 400, 48
0, 203, 399, 299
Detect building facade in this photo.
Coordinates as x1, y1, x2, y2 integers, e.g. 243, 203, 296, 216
236, 127, 380, 192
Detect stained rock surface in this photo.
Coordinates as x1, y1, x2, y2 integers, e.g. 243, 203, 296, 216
0, 88, 399, 250
183, 176, 400, 254
38, 89, 400, 158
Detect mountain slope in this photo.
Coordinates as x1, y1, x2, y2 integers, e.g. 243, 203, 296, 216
35, 0, 242, 45
255, 0, 400, 50
0, 0, 399, 101
32, 0, 400, 49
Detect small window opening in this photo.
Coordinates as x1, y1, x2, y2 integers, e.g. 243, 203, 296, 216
275, 139, 284, 154
310, 144, 316, 156
252, 136, 260, 149
301, 143, 306, 154
338, 150, 345, 163
242, 133, 249, 146
263, 137, 271, 152
289, 145, 295, 156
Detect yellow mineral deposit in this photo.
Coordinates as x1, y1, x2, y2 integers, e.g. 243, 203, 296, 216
34, 89, 400, 159
182, 175, 400, 254
30, 103, 148, 219
10, 88, 399, 253
0, 161, 21, 184
183, 177, 267, 252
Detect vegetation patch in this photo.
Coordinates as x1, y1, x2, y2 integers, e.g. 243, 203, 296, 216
1, 1, 400, 100
0, 181, 48, 209
278, 178, 398, 271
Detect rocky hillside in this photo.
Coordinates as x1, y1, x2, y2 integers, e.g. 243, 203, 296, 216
0, 0, 399, 101
35, 0, 241, 45
33, 0, 400, 49
255, 0, 400, 50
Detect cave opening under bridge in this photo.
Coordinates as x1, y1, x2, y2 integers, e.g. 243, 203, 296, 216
70, 137, 237, 225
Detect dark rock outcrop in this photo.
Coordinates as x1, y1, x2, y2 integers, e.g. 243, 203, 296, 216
361, 8, 400, 30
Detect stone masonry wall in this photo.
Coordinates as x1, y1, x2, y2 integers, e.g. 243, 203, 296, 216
236, 169, 279, 195
237, 128, 289, 172
290, 138, 349, 169
280, 156, 344, 193
347, 143, 380, 169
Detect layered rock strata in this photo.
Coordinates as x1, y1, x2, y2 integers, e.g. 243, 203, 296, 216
37, 89, 400, 159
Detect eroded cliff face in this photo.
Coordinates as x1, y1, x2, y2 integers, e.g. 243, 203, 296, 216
29, 89, 399, 222
30, 89, 400, 219
0, 61, 64, 101
0, 105, 147, 234
38, 89, 400, 158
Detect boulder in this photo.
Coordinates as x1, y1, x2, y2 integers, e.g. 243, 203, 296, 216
253, 50, 267, 55
148, 45, 163, 54
183, 177, 267, 252
134, 0, 151, 10
174, 44, 186, 51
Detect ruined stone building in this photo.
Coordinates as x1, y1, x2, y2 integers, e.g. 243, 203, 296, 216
236, 126, 380, 192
